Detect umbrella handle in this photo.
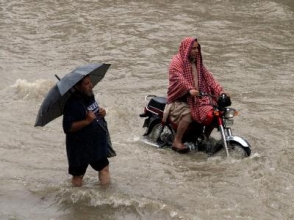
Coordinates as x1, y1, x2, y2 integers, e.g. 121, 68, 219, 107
55, 74, 61, 81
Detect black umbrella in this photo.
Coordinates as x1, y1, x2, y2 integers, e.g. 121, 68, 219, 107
34, 63, 111, 127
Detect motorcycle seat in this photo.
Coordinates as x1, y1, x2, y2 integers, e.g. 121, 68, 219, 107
148, 97, 167, 111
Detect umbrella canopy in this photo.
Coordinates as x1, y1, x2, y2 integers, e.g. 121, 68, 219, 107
57, 63, 110, 96
34, 63, 111, 127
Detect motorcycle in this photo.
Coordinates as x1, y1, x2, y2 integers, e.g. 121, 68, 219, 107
139, 93, 251, 158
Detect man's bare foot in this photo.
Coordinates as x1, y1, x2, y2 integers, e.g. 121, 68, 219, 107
172, 141, 189, 154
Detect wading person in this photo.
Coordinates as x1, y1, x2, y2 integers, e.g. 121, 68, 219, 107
63, 75, 111, 186
163, 37, 227, 153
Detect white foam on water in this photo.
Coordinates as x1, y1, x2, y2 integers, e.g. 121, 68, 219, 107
10, 79, 55, 101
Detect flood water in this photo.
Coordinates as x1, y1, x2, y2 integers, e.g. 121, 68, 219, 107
1, 0, 294, 219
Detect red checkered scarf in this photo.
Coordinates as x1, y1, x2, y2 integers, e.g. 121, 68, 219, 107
167, 37, 223, 123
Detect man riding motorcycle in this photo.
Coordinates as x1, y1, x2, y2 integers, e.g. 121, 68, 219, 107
163, 37, 228, 153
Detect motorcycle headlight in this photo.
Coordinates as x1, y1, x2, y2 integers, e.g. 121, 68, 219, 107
225, 108, 238, 118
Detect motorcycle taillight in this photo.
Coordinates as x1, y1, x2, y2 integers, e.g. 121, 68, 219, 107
139, 108, 148, 117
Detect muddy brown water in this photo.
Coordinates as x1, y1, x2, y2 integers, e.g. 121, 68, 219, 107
1, 0, 294, 219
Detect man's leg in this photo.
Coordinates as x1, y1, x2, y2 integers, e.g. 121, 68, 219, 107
99, 165, 110, 185
173, 119, 190, 149
204, 124, 214, 139
72, 175, 84, 187
91, 158, 110, 185
69, 165, 87, 187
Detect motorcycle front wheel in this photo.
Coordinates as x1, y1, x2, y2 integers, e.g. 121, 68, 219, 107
147, 123, 174, 147
215, 141, 251, 159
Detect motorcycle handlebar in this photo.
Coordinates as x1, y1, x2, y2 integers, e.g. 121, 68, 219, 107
197, 92, 228, 98
197, 92, 216, 98
197, 92, 231, 108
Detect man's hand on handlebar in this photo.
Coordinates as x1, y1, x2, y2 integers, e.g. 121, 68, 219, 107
189, 89, 199, 97
189, 89, 231, 98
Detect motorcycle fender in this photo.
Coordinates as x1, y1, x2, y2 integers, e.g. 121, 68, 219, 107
226, 136, 251, 148
143, 116, 161, 136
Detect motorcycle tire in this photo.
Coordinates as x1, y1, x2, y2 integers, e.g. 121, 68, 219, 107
214, 141, 251, 159
147, 122, 174, 147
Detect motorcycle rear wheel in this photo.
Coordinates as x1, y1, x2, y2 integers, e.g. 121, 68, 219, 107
147, 123, 174, 147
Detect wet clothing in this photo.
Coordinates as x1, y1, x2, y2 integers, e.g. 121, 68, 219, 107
69, 158, 109, 176
63, 92, 108, 169
166, 37, 223, 124
163, 101, 192, 125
